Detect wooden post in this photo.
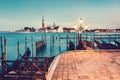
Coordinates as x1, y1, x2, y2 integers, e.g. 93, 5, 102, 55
86, 31, 87, 41
42, 34, 43, 40
0, 36, 3, 54
17, 41, 20, 60
31, 36, 34, 59
93, 35, 95, 49
100, 34, 103, 42
25, 37, 27, 51
66, 35, 68, 49
17, 41, 20, 80
4, 36, 7, 54
31, 37, 34, 79
53, 35, 54, 43
115, 34, 116, 41
36, 42, 38, 54
0, 36, 1, 53
76, 35, 77, 49
108, 35, 111, 44
44, 33, 46, 44
1, 52, 7, 74
1, 37, 7, 74
114, 34, 116, 46
50, 36, 51, 48
118, 34, 120, 41
90, 34, 92, 42
59, 35, 60, 49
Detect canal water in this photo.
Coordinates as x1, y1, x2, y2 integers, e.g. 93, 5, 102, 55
0, 32, 78, 60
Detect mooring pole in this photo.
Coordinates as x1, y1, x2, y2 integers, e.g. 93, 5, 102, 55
76, 35, 78, 49
31, 37, 34, 79
17, 41, 20, 60
115, 34, 116, 41
1, 37, 7, 74
66, 35, 68, 49
118, 34, 119, 44
25, 37, 27, 51
44, 29, 46, 45
108, 35, 111, 44
1, 52, 7, 74
0, 36, 3, 54
0, 36, 1, 53
42, 34, 43, 40
4, 36, 7, 54
50, 36, 52, 48
31, 36, 34, 59
59, 35, 61, 49
53, 35, 54, 43
100, 35, 102, 42
17, 41, 20, 80
93, 35, 95, 49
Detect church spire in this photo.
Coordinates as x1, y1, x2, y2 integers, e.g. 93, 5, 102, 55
42, 16, 45, 29
42, 16, 44, 23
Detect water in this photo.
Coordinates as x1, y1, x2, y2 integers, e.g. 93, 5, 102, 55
0, 32, 80, 59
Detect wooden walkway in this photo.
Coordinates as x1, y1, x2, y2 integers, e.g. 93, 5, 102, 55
48, 50, 120, 80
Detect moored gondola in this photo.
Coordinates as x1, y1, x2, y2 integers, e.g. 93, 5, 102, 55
94, 40, 120, 49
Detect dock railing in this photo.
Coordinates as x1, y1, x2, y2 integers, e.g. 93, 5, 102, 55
0, 56, 54, 80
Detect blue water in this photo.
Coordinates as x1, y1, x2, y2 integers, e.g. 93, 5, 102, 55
0, 32, 78, 60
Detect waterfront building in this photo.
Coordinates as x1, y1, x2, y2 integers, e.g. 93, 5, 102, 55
63, 28, 75, 32
116, 29, 120, 32
46, 26, 63, 32
91, 29, 117, 33
57, 26, 63, 32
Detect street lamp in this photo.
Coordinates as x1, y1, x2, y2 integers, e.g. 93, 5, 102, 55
73, 18, 89, 43
85, 24, 88, 41
79, 18, 83, 23
73, 24, 79, 46
79, 18, 83, 41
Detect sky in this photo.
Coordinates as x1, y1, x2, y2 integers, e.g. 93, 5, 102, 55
0, 0, 120, 31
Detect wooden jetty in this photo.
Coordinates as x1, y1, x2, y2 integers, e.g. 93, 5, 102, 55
36, 40, 46, 53
0, 56, 55, 80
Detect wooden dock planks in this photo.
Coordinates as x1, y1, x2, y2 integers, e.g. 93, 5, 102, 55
51, 50, 120, 80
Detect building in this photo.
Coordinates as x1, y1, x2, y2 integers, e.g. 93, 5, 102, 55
115, 29, 120, 32
63, 28, 75, 32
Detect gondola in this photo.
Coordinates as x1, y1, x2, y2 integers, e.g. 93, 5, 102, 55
114, 40, 120, 47
94, 40, 120, 49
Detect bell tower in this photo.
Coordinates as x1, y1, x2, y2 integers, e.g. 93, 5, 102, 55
42, 16, 45, 30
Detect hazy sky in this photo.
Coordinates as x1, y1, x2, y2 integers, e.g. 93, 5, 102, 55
0, 0, 120, 31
